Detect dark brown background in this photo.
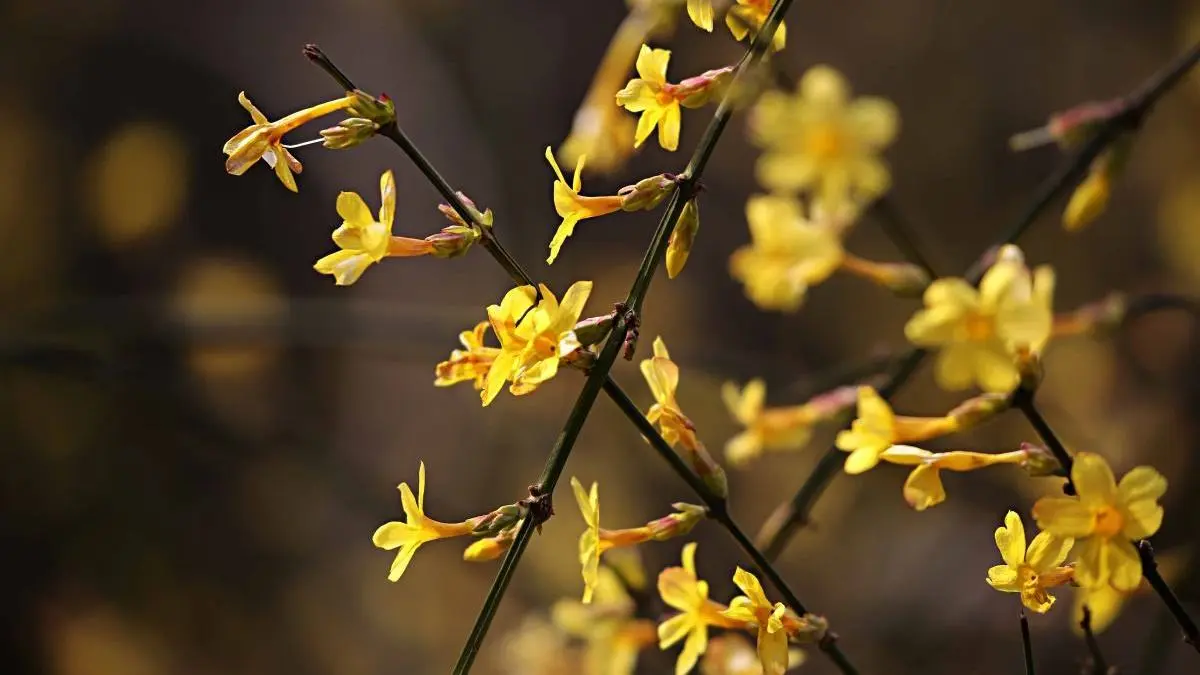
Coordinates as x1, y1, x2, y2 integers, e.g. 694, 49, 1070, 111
1, 0, 1198, 673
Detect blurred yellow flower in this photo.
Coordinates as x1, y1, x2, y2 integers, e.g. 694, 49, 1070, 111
435, 321, 500, 390
666, 198, 701, 278
750, 66, 897, 207
1033, 452, 1166, 591
372, 462, 476, 581
572, 477, 603, 603
729, 195, 844, 312
314, 170, 435, 285
545, 147, 625, 263
223, 91, 354, 192
554, 567, 657, 675
482, 281, 593, 406
641, 336, 700, 449
721, 568, 790, 675
835, 386, 958, 474
725, 0, 786, 52
985, 511, 1074, 613
702, 635, 805, 675
880, 445, 1029, 511
1071, 583, 1128, 635
721, 380, 813, 466
687, 0, 715, 31
904, 245, 1055, 393
659, 543, 741, 675
1064, 168, 1110, 232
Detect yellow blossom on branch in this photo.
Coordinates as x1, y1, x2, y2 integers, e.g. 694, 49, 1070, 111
1069, 547, 1188, 634
904, 245, 1055, 393
750, 66, 898, 208
545, 147, 626, 263
687, 0, 715, 31
834, 386, 962, 474
721, 568, 790, 675
721, 380, 857, 467
223, 91, 355, 192
482, 281, 593, 406
435, 321, 500, 390
729, 195, 844, 312
617, 45, 732, 152
658, 543, 743, 675
371, 462, 478, 581
984, 511, 1074, 613
572, 477, 603, 603
725, 0, 787, 52
641, 336, 700, 449
1033, 452, 1167, 591
880, 445, 1029, 511
703, 634, 806, 675
553, 567, 657, 675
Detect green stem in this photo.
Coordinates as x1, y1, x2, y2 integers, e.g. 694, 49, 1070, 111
760, 39, 1200, 561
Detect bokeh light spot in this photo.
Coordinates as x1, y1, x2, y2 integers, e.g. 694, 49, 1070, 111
86, 122, 188, 247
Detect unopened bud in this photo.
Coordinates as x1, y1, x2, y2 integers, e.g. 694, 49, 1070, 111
786, 613, 830, 643
1015, 349, 1043, 392
675, 66, 736, 108
947, 393, 1009, 431
348, 89, 396, 126
681, 439, 727, 500
1020, 442, 1066, 478
574, 313, 615, 347
472, 503, 523, 537
427, 225, 480, 259
320, 117, 379, 149
438, 193, 494, 228
875, 262, 930, 297
646, 502, 706, 540
666, 198, 700, 279
463, 530, 517, 562
1008, 99, 1124, 152
619, 174, 676, 212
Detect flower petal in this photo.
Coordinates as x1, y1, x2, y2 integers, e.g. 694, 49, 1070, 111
1033, 497, 1095, 538
1108, 538, 1143, 592
336, 191, 374, 229
1072, 452, 1118, 507
659, 102, 681, 152
378, 170, 396, 228
732, 567, 769, 608
995, 511, 1027, 568
635, 45, 671, 84
986, 564, 1020, 591
1027, 531, 1074, 572
902, 464, 945, 511
800, 65, 848, 107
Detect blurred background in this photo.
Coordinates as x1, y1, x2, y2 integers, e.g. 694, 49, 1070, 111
2, 0, 1199, 673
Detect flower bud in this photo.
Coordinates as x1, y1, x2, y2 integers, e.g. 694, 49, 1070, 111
1015, 348, 1043, 393
1008, 99, 1123, 151
646, 502, 706, 540
1020, 442, 1067, 478
946, 393, 1009, 431
319, 117, 379, 149
573, 313, 615, 347
674, 66, 735, 108
666, 198, 700, 279
875, 262, 931, 297
784, 613, 829, 643
463, 531, 516, 562
1064, 168, 1110, 232
347, 89, 396, 126
472, 503, 523, 537
438, 192, 494, 229
619, 174, 676, 212
425, 225, 480, 259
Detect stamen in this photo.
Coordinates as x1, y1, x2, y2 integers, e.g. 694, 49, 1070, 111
282, 137, 326, 150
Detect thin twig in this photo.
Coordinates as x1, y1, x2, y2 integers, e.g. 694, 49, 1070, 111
1020, 609, 1036, 675
1139, 541, 1200, 653
1081, 606, 1113, 674
1009, 393, 1076, 495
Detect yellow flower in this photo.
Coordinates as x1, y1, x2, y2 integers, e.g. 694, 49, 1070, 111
725, 0, 787, 52
880, 445, 1030, 511
1033, 452, 1167, 591
314, 170, 436, 285
702, 635, 806, 675
687, 0, 715, 31
641, 336, 700, 449
223, 91, 354, 192
371, 462, 475, 581
616, 45, 685, 151
835, 387, 960, 474
750, 66, 898, 208
1064, 166, 1111, 232
553, 567, 657, 675
721, 379, 815, 466
545, 147, 625, 263
721, 568, 790, 675
435, 321, 501, 390
904, 245, 1055, 393
658, 543, 741, 675
729, 195, 844, 312
985, 511, 1075, 613
572, 477, 603, 604
1071, 583, 1129, 635
482, 281, 593, 406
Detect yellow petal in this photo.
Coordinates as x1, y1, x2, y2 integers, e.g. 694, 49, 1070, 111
237, 91, 269, 125
724, 431, 762, 467
973, 345, 1021, 394
546, 214, 582, 264
1027, 531, 1074, 572
634, 107, 664, 149
757, 624, 790, 675
272, 147, 299, 192
995, 511, 1027, 567
1117, 466, 1167, 507
372, 521, 417, 550
1073, 537, 1108, 588
1072, 585, 1127, 635
902, 463, 946, 511
678, 625, 707, 675
572, 477, 599, 527
755, 151, 819, 193
848, 97, 899, 147
658, 568, 700, 612
378, 169, 396, 228
1032, 497, 1094, 538
386, 544, 420, 582
1108, 538, 1143, 592
641, 357, 679, 407
986, 564, 1020, 591
843, 446, 882, 474
336, 190, 374, 229
682, 542, 698, 575
554, 280, 594, 330
800, 65, 849, 107
314, 249, 372, 286
732, 567, 769, 609
978, 257, 1023, 312
481, 349, 517, 406
416, 461, 426, 510
658, 612, 692, 649
544, 145, 568, 185
659, 103, 681, 152
1072, 452, 1118, 507
635, 44, 671, 84
687, 0, 714, 31
615, 80, 658, 113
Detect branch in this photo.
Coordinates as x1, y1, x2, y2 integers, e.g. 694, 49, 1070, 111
1139, 540, 1200, 653
1080, 605, 1114, 675
1021, 609, 1036, 675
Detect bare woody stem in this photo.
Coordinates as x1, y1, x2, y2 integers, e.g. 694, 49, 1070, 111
1020, 609, 1036, 675
760, 40, 1200, 562
1080, 606, 1112, 675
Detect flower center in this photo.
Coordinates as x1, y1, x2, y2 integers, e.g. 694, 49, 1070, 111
533, 334, 558, 360
655, 89, 676, 106
963, 312, 994, 341
1093, 505, 1124, 538
806, 126, 845, 161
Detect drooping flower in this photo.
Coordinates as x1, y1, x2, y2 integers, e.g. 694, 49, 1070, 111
545, 147, 625, 264
314, 170, 438, 285
223, 91, 355, 192
435, 321, 501, 390
658, 543, 742, 675
721, 568, 790, 675
1033, 452, 1167, 591
834, 387, 960, 474
572, 477, 603, 604
880, 445, 1030, 511
725, 0, 787, 52
482, 281, 593, 405
985, 511, 1075, 613
371, 462, 477, 581
750, 66, 898, 208
641, 336, 700, 450
729, 195, 844, 312
904, 245, 1055, 393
